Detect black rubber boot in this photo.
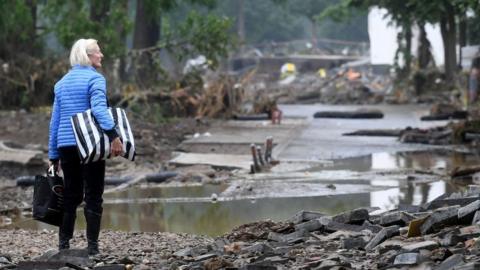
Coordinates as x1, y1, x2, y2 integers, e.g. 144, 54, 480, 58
59, 212, 76, 250
84, 208, 102, 255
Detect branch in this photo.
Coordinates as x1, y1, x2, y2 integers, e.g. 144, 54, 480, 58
0, 73, 29, 89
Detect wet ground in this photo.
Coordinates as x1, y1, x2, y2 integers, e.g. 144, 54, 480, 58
9, 104, 478, 236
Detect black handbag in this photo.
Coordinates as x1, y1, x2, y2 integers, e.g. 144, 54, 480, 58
32, 166, 64, 226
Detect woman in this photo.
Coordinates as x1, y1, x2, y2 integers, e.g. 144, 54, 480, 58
48, 39, 123, 255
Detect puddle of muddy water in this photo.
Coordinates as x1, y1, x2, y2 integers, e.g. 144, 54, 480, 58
316, 150, 479, 172
12, 150, 477, 237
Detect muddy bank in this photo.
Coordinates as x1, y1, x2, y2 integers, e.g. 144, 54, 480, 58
0, 110, 214, 220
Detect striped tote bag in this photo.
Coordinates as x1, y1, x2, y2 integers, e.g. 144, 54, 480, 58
70, 108, 135, 163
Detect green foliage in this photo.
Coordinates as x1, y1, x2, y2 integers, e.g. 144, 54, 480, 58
0, 1, 37, 58
212, 0, 304, 43
172, 11, 232, 68
42, 0, 132, 57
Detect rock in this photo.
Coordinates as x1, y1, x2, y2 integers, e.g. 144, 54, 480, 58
362, 220, 383, 233
472, 211, 480, 225
380, 211, 416, 226
454, 262, 480, 270
332, 208, 369, 225
398, 204, 423, 213
401, 240, 439, 252
267, 229, 308, 242
242, 243, 273, 254
365, 225, 400, 251
16, 261, 68, 270
440, 233, 466, 246
94, 265, 126, 270
0, 256, 11, 264
288, 210, 325, 224
193, 254, 217, 262
458, 200, 480, 220
174, 246, 209, 257
341, 237, 366, 250
272, 246, 293, 255
430, 248, 453, 261
393, 253, 423, 265
318, 217, 367, 233
435, 254, 465, 270
241, 264, 277, 270
459, 225, 480, 239
421, 206, 460, 235
425, 197, 478, 210
294, 219, 322, 232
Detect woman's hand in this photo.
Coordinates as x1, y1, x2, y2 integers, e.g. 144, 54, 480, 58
48, 160, 61, 174
111, 137, 124, 157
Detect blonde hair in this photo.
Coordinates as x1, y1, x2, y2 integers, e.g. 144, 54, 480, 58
69, 39, 99, 67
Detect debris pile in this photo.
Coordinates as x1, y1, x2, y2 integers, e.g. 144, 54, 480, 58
345, 119, 480, 147
162, 186, 480, 269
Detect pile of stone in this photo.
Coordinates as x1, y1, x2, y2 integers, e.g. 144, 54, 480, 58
166, 186, 480, 269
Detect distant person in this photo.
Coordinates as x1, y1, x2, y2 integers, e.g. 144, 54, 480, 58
469, 56, 480, 104
48, 38, 123, 255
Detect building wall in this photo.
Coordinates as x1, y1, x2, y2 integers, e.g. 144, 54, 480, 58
368, 7, 444, 67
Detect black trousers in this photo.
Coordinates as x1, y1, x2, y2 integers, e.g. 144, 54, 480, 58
59, 146, 105, 215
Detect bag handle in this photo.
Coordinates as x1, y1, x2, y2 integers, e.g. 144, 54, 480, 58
47, 164, 58, 177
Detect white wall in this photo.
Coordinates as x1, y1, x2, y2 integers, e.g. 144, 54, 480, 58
368, 7, 444, 66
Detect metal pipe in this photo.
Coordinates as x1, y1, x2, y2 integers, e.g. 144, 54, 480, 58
256, 146, 265, 166
250, 143, 260, 171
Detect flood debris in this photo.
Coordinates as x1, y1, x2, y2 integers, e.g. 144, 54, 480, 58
7, 187, 480, 269
151, 185, 480, 268
250, 137, 277, 174
313, 109, 384, 119
343, 129, 403, 136
420, 103, 469, 121
344, 118, 480, 148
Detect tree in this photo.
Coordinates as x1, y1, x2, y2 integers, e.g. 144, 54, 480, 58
287, 0, 337, 52
43, 0, 132, 58
0, 1, 39, 59
323, 0, 480, 81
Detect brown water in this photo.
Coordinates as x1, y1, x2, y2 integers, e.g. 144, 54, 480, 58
14, 150, 477, 236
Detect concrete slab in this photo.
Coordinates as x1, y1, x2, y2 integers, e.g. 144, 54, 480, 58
170, 152, 252, 170
278, 104, 456, 160
171, 118, 307, 168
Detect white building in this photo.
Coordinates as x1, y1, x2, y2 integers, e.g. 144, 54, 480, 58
368, 7, 444, 67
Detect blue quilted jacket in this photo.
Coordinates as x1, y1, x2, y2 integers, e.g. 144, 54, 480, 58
48, 65, 117, 160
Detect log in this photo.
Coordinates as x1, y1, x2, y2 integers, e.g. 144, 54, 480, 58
451, 166, 480, 178
465, 133, 480, 141
420, 111, 468, 121
343, 129, 403, 137
233, 114, 269, 121
313, 110, 383, 119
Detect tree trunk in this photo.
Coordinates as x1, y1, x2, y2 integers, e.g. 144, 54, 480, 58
458, 12, 467, 68
440, 5, 457, 81
404, 23, 412, 75
90, 0, 110, 23
25, 0, 37, 55
418, 23, 432, 69
311, 18, 318, 53
133, 0, 160, 49
237, 0, 245, 53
